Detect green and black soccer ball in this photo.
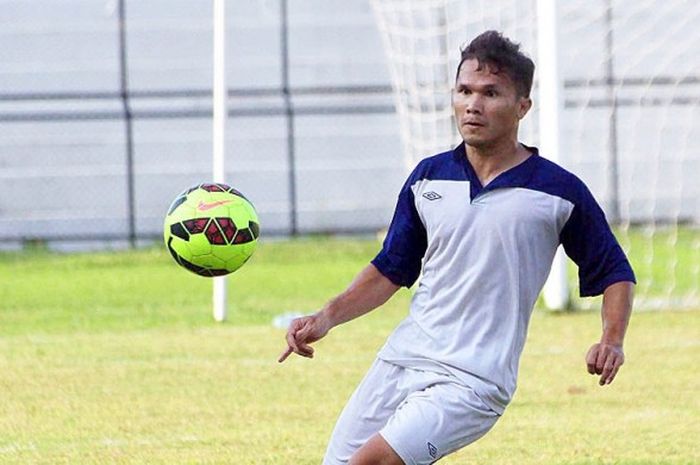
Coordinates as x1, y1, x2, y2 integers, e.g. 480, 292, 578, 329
164, 183, 260, 277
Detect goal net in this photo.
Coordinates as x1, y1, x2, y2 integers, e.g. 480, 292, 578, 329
370, 0, 700, 310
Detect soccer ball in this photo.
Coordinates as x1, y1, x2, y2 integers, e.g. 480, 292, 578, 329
164, 183, 260, 277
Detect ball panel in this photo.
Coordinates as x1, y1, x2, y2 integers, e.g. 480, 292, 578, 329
195, 254, 226, 270
166, 237, 209, 277
233, 228, 254, 244
225, 245, 256, 271
168, 236, 193, 261
167, 204, 198, 225
167, 195, 188, 215
244, 201, 259, 222
183, 185, 200, 195
229, 187, 250, 202
227, 203, 259, 230
205, 221, 226, 245
215, 217, 238, 243
200, 183, 230, 193
249, 221, 260, 239
225, 255, 248, 272
207, 268, 231, 277
184, 218, 209, 234
170, 223, 190, 241
211, 247, 236, 263
187, 234, 213, 257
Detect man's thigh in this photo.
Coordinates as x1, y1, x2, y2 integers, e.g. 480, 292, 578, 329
323, 359, 407, 465
379, 380, 500, 465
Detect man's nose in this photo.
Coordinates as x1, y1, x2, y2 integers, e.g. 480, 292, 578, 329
464, 94, 482, 114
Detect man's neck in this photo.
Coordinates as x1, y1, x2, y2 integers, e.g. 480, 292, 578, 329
466, 138, 532, 186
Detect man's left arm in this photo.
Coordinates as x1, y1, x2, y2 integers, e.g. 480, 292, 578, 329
585, 280, 634, 386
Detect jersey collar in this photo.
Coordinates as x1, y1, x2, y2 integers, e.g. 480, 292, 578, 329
452, 142, 540, 202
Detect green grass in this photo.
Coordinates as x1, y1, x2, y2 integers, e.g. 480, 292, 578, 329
0, 238, 379, 335
0, 237, 698, 464
617, 226, 700, 302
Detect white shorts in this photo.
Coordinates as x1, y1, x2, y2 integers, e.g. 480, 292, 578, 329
322, 358, 500, 465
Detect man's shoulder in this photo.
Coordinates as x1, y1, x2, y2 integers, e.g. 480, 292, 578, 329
531, 153, 581, 182
528, 155, 591, 205
409, 148, 463, 182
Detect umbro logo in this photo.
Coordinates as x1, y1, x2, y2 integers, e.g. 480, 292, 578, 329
427, 442, 438, 459
422, 191, 442, 201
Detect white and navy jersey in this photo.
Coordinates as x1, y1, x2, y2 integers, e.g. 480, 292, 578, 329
371, 142, 635, 414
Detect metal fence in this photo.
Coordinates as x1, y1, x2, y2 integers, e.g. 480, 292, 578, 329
0, 0, 405, 247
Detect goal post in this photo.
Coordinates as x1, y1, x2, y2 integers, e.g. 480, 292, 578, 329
536, 0, 570, 310
370, 0, 700, 310
212, 0, 227, 322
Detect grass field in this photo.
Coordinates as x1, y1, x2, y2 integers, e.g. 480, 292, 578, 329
1, 238, 698, 464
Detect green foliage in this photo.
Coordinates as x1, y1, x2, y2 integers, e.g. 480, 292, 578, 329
0, 237, 697, 464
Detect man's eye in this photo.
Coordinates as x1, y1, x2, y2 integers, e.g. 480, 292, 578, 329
487, 90, 497, 97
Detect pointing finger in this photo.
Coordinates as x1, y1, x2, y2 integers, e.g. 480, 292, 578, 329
278, 346, 293, 363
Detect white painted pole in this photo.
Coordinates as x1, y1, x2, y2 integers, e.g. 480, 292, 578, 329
212, 0, 227, 322
537, 0, 570, 310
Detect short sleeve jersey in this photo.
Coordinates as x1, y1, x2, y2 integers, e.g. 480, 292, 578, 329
371, 143, 635, 414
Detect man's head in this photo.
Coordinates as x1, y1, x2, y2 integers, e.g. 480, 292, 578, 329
453, 31, 535, 149
456, 30, 535, 98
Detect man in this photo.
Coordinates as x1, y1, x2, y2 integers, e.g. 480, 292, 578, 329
279, 30, 635, 465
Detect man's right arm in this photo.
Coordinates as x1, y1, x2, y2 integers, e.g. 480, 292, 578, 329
278, 263, 400, 362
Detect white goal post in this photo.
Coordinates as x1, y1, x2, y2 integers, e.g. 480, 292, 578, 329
536, 0, 570, 310
212, 0, 227, 322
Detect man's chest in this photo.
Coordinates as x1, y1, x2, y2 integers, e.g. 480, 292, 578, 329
411, 179, 573, 242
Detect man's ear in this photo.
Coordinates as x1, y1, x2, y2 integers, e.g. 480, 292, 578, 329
518, 97, 532, 120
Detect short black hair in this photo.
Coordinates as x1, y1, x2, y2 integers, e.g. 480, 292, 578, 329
456, 30, 535, 98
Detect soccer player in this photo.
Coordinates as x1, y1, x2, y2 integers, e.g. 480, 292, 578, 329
278, 30, 635, 465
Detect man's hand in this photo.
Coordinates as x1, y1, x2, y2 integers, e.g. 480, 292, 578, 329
586, 342, 624, 386
277, 264, 400, 364
587, 281, 633, 386
278, 312, 333, 363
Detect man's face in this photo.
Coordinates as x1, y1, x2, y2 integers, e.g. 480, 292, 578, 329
452, 59, 531, 149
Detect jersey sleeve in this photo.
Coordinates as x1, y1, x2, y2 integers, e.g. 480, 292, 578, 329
371, 169, 428, 288
559, 181, 636, 297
